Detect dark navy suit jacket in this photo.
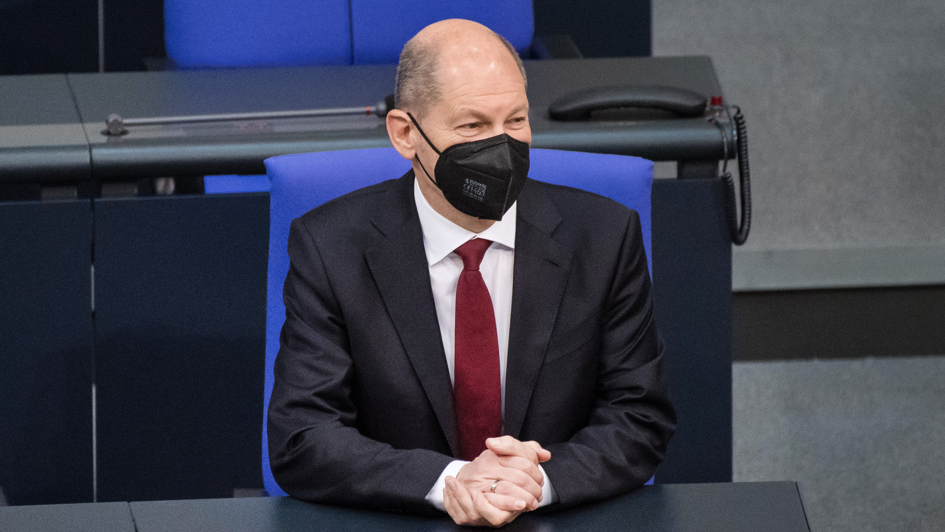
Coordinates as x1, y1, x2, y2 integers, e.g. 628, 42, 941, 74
267, 171, 675, 514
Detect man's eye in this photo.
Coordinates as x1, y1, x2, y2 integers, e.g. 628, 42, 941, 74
462, 123, 481, 129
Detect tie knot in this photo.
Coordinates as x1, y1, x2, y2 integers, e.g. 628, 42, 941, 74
454, 238, 493, 271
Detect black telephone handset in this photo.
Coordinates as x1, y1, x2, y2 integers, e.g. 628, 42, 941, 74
547, 85, 751, 245
548, 85, 708, 121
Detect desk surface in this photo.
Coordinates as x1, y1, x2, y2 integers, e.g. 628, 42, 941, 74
0, 482, 809, 531
0, 501, 135, 532
0, 56, 730, 183
0, 74, 90, 182
125, 482, 810, 532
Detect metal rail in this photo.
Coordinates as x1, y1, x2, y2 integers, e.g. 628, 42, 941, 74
102, 96, 394, 136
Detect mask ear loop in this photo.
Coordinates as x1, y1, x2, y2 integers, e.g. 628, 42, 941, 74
406, 113, 442, 155
406, 112, 443, 189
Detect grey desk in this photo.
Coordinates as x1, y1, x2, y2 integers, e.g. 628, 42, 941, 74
0, 75, 89, 184
1, 56, 730, 183
0, 501, 135, 532
127, 482, 810, 532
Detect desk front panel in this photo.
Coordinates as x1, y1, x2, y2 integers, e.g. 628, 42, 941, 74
93, 193, 268, 501
0, 199, 94, 505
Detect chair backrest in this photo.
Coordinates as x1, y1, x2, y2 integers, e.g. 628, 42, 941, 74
261, 147, 653, 496
165, 0, 353, 68
263, 148, 410, 496
527, 149, 653, 274
350, 0, 533, 65
165, 0, 533, 68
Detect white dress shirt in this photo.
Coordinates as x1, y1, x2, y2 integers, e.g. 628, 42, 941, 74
413, 179, 557, 511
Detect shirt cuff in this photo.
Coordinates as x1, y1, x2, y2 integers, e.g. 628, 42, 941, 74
424, 461, 559, 512
425, 460, 469, 512
537, 463, 559, 508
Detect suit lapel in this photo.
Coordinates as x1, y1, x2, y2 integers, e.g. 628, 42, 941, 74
364, 173, 460, 457
504, 181, 573, 439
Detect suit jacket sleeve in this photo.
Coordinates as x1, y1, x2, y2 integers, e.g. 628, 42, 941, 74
541, 210, 676, 507
267, 218, 452, 513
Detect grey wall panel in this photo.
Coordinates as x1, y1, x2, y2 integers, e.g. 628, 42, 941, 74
654, 0, 945, 252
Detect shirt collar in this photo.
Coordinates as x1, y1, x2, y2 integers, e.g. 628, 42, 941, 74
414, 176, 517, 267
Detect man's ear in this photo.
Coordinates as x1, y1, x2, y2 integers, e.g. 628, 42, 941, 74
386, 109, 417, 161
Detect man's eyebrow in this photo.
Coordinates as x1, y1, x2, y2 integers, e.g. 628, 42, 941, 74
507, 103, 529, 116
453, 108, 491, 122
453, 104, 530, 122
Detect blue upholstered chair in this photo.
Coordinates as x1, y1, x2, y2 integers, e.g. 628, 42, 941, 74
166, 0, 533, 69
262, 148, 653, 497
165, 0, 351, 68
349, 1, 533, 65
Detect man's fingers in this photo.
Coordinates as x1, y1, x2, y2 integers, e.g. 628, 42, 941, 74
456, 452, 542, 501
444, 478, 472, 524
486, 436, 551, 464
494, 454, 543, 485
480, 491, 527, 513
471, 489, 517, 527
486, 436, 537, 463
483, 491, 529, 513
522, 440, 552, 463
449, 477, 519, 527
443, 487, 464, 523
491, 479, 540, 511
449, 440, 547, 525
496, 466, 543, 501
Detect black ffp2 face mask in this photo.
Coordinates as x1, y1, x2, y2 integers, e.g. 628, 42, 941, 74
408, 113, 530, 221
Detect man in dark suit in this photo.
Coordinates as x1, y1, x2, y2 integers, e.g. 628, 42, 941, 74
267, 18, 675, 527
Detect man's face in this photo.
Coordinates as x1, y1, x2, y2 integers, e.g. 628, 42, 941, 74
413, 45, 531, 173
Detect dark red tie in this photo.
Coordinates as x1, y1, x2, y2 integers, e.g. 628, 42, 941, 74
453, 238, 502, 461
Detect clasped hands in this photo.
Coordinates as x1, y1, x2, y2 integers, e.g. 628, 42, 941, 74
443, 436, 551, 527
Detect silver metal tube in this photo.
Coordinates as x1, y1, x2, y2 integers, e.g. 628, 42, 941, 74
122, 106, 377, 127
97, 0, 105, 73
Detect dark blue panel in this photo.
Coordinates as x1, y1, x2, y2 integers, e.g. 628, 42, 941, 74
94, 193, 268, 501
350, 0, 534, 64
533, 0, 652, 57
651, 179, 733, 483
0, 200, 93, 504
165, 0, 352, 68
103, 0, 165, 71
0, 0, 97, 75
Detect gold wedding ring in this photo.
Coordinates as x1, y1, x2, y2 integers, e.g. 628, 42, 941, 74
490, 479, 501, 493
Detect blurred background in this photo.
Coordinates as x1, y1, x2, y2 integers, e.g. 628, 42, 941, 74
655, 1, 945, 530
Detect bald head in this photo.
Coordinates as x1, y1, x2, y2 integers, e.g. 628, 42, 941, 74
394, 19, 527, 118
